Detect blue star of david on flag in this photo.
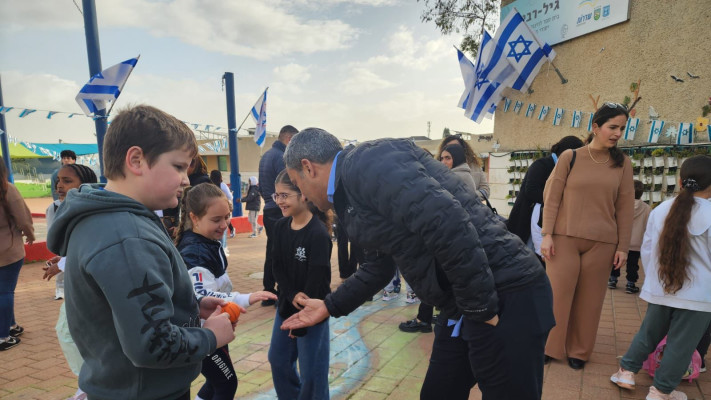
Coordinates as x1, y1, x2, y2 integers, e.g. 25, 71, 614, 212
507, 35, 533, 62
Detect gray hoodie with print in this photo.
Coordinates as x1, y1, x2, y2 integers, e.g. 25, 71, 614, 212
47, 185, 217, 400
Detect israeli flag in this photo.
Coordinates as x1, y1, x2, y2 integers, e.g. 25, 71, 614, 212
571, 111, 582, 128
0, 107, 13, 114
624, 118, 639, 140
513, 101, 523, 114
525, 103, 536, 118
18, 109, 36, 118
648, 120, 665, 143
251, 88, 268, 147
491, 7, 556, 92
676, 123, 693, 145
503, 98, 511, 112
553, 108, 564, 126
75, 56, 139, 117
587, 112, 594, 131
460, 31, 516, 123
47, 111, 60, 119
538, 106, 550, 121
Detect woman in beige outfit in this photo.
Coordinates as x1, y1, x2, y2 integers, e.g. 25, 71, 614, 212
0, 156, 35, 351
540, 104, 635, 369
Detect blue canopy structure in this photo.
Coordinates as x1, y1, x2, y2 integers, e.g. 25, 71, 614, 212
21, 142, 98, 157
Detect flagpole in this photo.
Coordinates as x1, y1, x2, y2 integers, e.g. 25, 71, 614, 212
550, 61, 568, 84
105, 54, 141, 118
223, 72, 242, 217
0, 75, 13, 183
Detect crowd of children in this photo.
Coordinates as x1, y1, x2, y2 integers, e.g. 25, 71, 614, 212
2, 102, 709, 400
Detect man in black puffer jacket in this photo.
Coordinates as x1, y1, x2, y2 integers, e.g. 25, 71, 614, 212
280, 128, 555, 400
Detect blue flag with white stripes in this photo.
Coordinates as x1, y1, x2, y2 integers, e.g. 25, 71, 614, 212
251, 88, 268, 147
75, 56, 139, 116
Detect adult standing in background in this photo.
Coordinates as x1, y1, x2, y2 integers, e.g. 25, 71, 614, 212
437, 134, 489, 199
241, 176, 263, 238
188, 156, 210, 186
51, 150, 76, 201
258, 125, 298, 306
507, 136, 584, 262
541, 103, 635, 370
0, 155, 35, 351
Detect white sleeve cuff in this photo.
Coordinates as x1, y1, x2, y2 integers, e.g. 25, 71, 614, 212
232, 293, 251, 309
58, 257, 67, 272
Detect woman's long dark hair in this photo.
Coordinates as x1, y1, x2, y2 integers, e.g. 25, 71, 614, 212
275, 169, 332, 234
657, 155, 711, 294
588, 103, 629, 168
438, 135, 481, 167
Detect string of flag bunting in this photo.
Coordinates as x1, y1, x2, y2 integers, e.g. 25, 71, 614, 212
501, 97, 711, 144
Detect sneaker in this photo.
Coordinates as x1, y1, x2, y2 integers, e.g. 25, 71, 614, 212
625, 282, 640, 294
646, 386, 687, 400
405, 293, 420, 304
610, 368, 635, 389
399, 318, 432, 333
608, 278, 618, 289
0, 336, 20, 351
9, 325, 23, 338
393, 284, 401, 294
248, 234, 257, 238
258, 226, 264, 235
382, 290, 397, 301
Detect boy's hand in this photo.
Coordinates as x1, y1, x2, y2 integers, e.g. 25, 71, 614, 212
248, 291, 277, 305
199, 296, 229, 319
292, 292, 309, 310
203, 306, 235, 348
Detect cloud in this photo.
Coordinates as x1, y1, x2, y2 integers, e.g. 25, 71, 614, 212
339, 67, 395, 95
0, 0, 359, 60
364, 26, 452, 71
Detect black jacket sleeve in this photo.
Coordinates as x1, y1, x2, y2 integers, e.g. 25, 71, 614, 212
523, 158, 553, 205
325, 249, 396, 317
349, 144, 499, 322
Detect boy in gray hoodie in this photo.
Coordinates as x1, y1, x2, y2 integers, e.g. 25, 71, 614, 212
47, 105, 236, 400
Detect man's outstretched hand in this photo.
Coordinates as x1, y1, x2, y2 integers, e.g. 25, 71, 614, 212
280, 298, 330, 330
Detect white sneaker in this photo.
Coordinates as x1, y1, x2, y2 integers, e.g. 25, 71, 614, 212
405, 292, 420, 304
610, 368, 635, 389
382, 290, 397, 301
646, 386, 687, 400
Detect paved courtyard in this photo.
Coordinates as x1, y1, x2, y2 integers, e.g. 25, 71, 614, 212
2, 198, 711, 399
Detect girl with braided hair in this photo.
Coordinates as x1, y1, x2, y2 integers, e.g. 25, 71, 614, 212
42, 163, 97, 400
611, 155, 711, 400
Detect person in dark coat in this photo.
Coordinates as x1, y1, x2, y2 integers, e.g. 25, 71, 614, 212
241, 176, 263, 238
258, 125, 299, 305
506, 136, 583, 263
279, 128, 555, 400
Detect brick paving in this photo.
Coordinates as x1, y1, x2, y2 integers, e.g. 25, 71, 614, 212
2, 198, 710, 399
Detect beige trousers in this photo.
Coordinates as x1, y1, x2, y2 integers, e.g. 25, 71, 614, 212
545, 234, 616, 360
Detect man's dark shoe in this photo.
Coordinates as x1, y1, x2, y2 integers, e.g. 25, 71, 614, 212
568, 357, 585, 370
625, 282, 640, 294
0, 337, 20, 351
399, 318, 432, 333
261, 299, 276, 307
607, 278, 617, 289
431, 314, 440, 325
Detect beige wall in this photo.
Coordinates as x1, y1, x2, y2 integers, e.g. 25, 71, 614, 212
495, 0, 711, 152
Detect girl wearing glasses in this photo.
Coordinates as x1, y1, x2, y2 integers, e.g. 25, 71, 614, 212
540, 103, 635, 370
268, 170, 333, 400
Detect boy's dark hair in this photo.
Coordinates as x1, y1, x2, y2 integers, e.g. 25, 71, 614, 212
633, 180, 644, 199
103, 105, 197, 179
60, 150, 77, 160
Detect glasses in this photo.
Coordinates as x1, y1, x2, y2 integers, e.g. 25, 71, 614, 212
602, 102, 627, 110
272, 192, 299, 202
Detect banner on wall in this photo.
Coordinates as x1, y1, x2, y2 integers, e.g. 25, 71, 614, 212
553, 108, 564, 126
648, 120, 665, 143
624, 118, 639, 140
501, 0, 631, 46
571, 110, 582, 128
538, 106, 550, 121
525, 103, 536, 118
677, 123, 693, 145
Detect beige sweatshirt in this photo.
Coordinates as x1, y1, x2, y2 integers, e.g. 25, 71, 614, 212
629, 199, 651, 252
0, 184, 35, 266
542, 146, 635, 253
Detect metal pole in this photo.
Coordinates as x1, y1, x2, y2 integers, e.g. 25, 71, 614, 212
82, 0, 108, 182
0, 75, 13, 183
223, 72, 242, 217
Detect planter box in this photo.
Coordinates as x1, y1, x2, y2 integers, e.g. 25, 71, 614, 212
653, 175, 663, 185
666, 175, 677, 185
641, 192, 650, 201
653, 156, 665, 168
643, 158, 654, 167
668, 158, 678, 168
652, 191, 662, 202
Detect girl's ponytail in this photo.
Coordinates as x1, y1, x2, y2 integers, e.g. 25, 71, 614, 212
657, 155, 711, 293
174, 186, 194, 245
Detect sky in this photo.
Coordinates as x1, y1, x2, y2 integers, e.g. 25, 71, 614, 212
0, 0, 495, 145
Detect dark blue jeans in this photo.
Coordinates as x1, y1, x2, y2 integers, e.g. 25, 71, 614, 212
268, 312, 330, 400
0, 258, 24, 338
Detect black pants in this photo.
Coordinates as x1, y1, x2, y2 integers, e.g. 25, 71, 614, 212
198, 346, 238, 400
421, 277, 555, 400
610, 250, 640, 282
336, 223, 362, 279
697, 321, 711, 360
262, 207, 283, 293
417, 303, 434, 324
